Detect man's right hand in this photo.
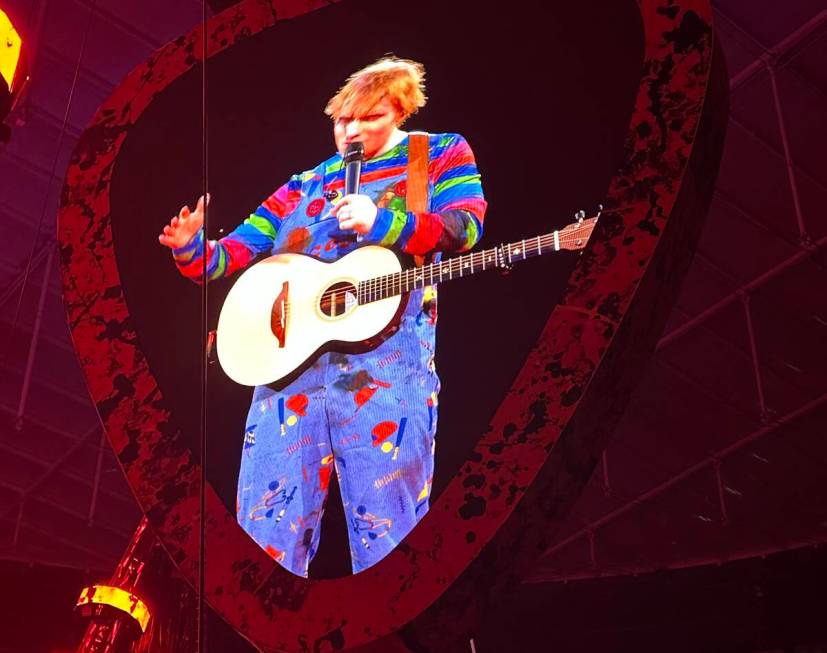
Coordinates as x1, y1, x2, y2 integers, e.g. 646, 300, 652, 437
158, 194, 209, 249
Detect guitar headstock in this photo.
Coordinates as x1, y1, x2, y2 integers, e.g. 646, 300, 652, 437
558, 205, 602, 251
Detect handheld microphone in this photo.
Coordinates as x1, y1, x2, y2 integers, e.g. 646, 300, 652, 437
343, 142, 365, 195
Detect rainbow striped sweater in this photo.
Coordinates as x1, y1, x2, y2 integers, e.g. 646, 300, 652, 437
172, 133, 487, 279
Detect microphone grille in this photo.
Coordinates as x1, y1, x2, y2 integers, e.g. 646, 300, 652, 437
344, 142, 365, 163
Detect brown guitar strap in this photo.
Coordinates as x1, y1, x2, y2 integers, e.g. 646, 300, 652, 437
406, 132, 429, 267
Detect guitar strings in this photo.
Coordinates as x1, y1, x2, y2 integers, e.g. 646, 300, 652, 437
307, 228, 593, 307
279, 224, 596, 315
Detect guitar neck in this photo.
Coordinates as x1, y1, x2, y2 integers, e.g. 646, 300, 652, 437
357, 228, 582, 305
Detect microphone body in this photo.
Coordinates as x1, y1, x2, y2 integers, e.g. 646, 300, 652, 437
343, 142, 366, 241
343, 142, 365, 196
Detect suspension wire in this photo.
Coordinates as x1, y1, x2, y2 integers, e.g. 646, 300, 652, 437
1, 1, 98, 377
198, 1, 209, 652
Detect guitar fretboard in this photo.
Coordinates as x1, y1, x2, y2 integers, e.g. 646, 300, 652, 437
356, 229, 579, 305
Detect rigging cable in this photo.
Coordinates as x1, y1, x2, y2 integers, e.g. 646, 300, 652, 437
198, 1, 210, 652
2, 0, 98, 409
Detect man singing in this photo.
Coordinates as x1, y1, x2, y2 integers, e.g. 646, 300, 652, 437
159, 56, 486, 576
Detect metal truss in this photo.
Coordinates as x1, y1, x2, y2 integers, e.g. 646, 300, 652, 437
69, 0, 165, 51
0, 516, 120, 570
657, 231, 827, 350
0, 435, 135, 512
531, 390, 827, 582
0, 422, 134, 547
723, 8, 827, 93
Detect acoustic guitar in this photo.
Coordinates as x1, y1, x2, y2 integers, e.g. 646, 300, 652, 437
216, 210, 600, 387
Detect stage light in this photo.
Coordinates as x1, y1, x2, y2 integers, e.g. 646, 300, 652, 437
76, 585, 151, 633
1, 8, 27, 143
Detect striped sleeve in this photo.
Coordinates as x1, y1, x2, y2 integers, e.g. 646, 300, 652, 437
172, 175, 302, 282
365, 133, 487, 255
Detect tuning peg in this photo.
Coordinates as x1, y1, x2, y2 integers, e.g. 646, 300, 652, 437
575, 209, 586, 223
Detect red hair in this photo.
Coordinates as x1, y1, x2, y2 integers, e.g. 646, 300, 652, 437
325, 56, 427, 125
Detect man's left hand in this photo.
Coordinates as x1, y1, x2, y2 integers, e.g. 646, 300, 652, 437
333, 194, 378, 234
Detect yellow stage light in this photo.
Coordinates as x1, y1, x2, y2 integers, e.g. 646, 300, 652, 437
76, 585, 151, 633
0, 9, 22, 92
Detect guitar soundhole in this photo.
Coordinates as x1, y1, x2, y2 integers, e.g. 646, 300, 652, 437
319, 281, 358, 318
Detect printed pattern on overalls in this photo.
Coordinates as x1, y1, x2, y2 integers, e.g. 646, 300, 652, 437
173, 133, 486, 575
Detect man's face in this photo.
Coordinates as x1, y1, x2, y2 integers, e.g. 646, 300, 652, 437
334, 96, 400, 159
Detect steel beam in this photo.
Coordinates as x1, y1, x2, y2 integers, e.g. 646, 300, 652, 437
0, 548, 111, 573
0, 200, 50, 232
3, 424, 98, 544
16, 246, 55, 425
713, 189, 822, 256
87, 429, 107, 526
69, 0, 165, 50
528, 535, 827, 583
535, 391, 827, 569
741, 292, 768, 420
0, 438, 135, 508
767, 64, 809, 240
39, 44, 114, 95
0, 357, 101, 409
0, 245, 56, 309
729, 115, 827, 194
0, 518, 122, 569
720, 8, 827, 91
0, 316, 75, 355
657, 233, 827, 350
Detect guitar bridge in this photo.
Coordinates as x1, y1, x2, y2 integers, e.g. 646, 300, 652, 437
270, 281, 288, 348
